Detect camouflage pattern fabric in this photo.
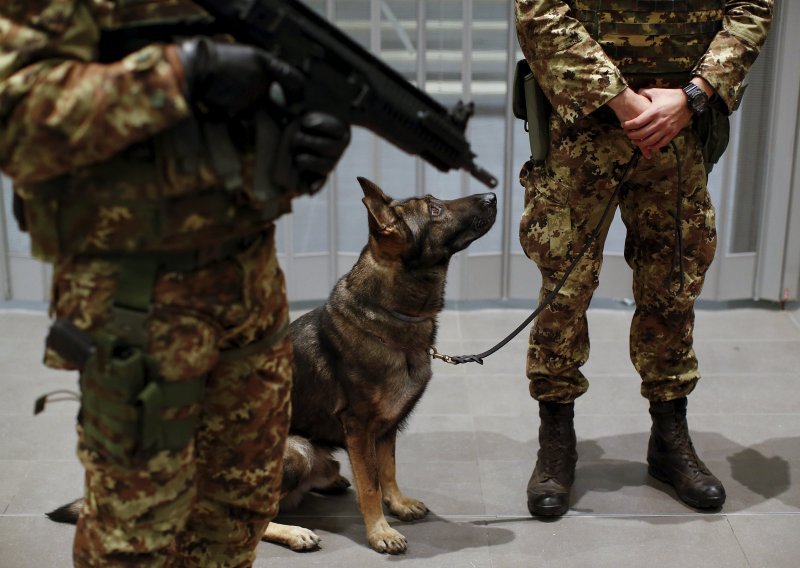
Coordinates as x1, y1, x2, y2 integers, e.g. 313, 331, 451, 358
0, 1, 285, 260
520, 119, 713, 402
514, 0, 774, 121
0, 2, 296, 565
0, 2, 192, 184
55, 230, 292, 567
515, 0, 772, 402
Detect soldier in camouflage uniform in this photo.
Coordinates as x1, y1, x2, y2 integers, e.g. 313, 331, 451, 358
0, 1, 350, 566
514, 0, 773, 517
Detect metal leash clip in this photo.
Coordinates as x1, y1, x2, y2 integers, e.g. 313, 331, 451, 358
428, 346, 459, 365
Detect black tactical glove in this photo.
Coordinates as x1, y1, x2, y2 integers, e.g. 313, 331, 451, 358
291, 112, 352, 193
177, 37, 303, 116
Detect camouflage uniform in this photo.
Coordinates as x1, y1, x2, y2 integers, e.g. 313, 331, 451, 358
515, 0, 773, 403
0, 1, 296, 566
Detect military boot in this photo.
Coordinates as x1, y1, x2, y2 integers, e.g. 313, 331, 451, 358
647, 397, 726, 509
526, 401, 577, 517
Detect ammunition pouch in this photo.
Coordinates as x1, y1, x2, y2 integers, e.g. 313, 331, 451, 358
44, 246, 288, 467
513, 59, 551, 162
79, 333, 206, 467
74, 256, 205, 466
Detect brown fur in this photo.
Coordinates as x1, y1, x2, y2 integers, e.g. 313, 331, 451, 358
267, 177, 496, 553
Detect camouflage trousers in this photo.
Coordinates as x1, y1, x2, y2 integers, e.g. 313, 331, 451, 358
47, 227, 292, 567
519, 115, 716, 403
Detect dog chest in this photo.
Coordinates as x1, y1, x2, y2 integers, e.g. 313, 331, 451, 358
369, 352, 431, 424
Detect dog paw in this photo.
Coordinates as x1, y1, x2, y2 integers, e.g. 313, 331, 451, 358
263, 522, 321, 552
387, 496, 429, 521
315, 474, 351, 495
285, 527, 322, 551
368, 526, 408, 554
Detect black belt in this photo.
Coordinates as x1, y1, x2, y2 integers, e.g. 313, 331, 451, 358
91, 233, 263, 273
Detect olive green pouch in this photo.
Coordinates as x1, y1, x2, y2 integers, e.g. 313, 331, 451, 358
513, 59, 551, 162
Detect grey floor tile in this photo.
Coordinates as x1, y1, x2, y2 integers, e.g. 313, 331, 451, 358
0, 311, 50, 341
287, 459, 486, 518
485, 516, 749, 568
0, 413, 78, 461
790, 308, 800, 330
255, 516, 494, 567
400, 415, 478, 463
473, 416, 536, 463
694, 338, 800, 376
4, 460, 83, 516
3, 306, 799, 568
414, 375, 470, 416
689, 374, 800, 415
0, 461, 32, 514
0, 371, 80, 415
586, 308, 634, 336
459, 309, 535, 342
465, 374, 532, 416
390, 460, 486, 517
728, 514, 800, 568
694, 308, 800, 341
0, 516, 75, 568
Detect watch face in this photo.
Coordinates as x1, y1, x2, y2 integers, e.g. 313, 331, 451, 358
684, 84, 709, 114
691, 92, 708, 113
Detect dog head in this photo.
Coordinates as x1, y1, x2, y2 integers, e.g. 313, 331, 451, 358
357, 177, 496, 268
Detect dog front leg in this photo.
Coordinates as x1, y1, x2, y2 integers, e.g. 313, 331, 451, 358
377, 429, 429, 521
344, 423, 408, 554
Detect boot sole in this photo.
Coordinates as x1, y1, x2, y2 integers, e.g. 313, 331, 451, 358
648, 465, 725, 509
527, 498, 570, 518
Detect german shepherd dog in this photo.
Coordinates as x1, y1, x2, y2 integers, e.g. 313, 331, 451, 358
265, 177, 496, 554
48, 177, 496, 555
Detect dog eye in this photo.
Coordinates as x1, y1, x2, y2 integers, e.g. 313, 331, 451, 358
429, 203, 443, 217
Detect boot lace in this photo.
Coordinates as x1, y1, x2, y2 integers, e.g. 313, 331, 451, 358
666, 414, 706, 475
539, 420, 572, 476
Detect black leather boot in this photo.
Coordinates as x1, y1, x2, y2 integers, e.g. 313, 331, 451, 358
647, 397, 726, 509
527, 401, 577, 517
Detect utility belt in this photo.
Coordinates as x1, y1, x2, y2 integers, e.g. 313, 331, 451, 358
512, 60, 730, 172
39, 240, 289, 467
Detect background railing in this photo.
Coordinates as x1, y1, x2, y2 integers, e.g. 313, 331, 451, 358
1, 0, 797, 306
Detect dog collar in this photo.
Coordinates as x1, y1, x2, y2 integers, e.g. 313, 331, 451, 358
389, 310, 431, 324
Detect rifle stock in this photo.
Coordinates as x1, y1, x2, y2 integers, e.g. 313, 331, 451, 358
193, 0, 498, 190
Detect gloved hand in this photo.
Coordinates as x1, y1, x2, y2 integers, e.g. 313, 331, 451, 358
291, 112, 352, 193
177, 37, 304, 116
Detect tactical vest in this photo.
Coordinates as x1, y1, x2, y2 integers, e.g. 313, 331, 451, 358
22, 0, 291, 260
571, 0, 725, 88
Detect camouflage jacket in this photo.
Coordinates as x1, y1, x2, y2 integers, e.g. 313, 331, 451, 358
514, 0, 774, 123
0, 1, 291, 258
0, 1, 195, 184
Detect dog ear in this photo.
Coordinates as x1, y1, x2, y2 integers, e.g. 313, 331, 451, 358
358, 177, 399, 236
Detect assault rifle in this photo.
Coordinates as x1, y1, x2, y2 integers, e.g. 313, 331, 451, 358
193, 0, 498, 191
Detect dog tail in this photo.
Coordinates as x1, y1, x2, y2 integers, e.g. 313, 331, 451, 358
46, 497, 83, 525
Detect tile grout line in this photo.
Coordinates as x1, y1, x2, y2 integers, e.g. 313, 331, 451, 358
192, 512, 800, 521
726, 514, 755, 568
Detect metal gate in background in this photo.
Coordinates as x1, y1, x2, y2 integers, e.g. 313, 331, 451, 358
1, 0, 798, 307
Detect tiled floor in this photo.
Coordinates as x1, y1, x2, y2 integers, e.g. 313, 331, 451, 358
1, 304, 799, 567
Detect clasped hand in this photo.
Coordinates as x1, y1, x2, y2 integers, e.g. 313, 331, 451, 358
609, 87, 693, 159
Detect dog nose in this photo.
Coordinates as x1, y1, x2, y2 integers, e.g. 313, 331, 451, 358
482, 193, 497, 207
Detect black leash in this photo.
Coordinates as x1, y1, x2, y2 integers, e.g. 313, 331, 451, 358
429, 149, 642, 366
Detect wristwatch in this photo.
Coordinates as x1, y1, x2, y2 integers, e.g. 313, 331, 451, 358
682, 83, 709, 115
